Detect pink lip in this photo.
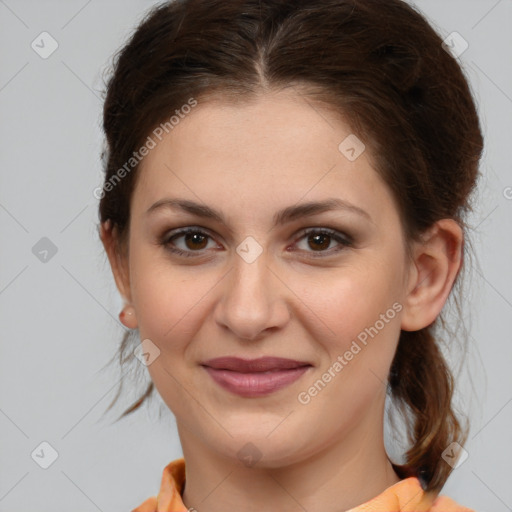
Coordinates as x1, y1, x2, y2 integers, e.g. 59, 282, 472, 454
201, 357, 312, 397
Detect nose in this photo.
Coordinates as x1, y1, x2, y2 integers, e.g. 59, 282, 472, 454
214, 250, 290, 341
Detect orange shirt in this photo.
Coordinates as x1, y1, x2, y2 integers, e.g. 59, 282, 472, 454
132, 458, 474, 512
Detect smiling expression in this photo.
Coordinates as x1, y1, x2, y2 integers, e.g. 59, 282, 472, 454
114, 89, 415, 465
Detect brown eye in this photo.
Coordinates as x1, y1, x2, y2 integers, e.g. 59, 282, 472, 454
307, 232, 332, 251
182, 231, 208, 250
293, 228, 353, 257
161, 227, 218, 258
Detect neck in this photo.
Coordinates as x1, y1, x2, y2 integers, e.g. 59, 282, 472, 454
178, 414, 401, 512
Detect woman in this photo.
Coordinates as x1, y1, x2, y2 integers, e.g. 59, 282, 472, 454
98, 0, 483, 510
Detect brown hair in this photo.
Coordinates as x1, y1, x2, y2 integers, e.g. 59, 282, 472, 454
98, 0, 483, 492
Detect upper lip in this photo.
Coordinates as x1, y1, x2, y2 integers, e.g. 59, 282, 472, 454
202, 356, 312, 373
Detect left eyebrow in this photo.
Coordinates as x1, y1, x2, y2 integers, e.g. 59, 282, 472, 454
145, 197, 373, 227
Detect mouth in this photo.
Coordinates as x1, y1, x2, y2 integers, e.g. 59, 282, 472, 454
201, 356, 313, 397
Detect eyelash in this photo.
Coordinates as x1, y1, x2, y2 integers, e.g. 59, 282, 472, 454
160, 226, 354, 259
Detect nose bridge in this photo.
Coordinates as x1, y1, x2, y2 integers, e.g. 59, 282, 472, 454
233, 247, 270, 299
215, 246, 288, 340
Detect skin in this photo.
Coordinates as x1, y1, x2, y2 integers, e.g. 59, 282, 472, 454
101, 89, 463, 512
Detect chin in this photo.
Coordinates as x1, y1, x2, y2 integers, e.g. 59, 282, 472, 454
209, 428, 315, 469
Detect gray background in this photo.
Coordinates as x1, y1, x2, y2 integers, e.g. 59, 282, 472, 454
0, 0, 511, 510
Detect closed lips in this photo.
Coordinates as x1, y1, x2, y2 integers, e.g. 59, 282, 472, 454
201, 357, 312, 373
202, 356, 313, 397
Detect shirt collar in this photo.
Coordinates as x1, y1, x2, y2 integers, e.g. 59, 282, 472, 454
133, 457, 469, 512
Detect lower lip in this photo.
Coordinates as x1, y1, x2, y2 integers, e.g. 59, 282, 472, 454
202, 365, 311, 397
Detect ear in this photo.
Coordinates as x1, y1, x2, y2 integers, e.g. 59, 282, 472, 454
99, 220, 138, 329
400, 219, 463, 331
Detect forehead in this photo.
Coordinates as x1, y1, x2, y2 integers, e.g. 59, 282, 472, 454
131, 91, 398, 228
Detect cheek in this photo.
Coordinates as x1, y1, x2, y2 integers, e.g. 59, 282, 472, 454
129, 258, 215, 417
129, 247, 213, 344
294, 270, 402, 430
294, 261, 402, 354
135, 279, 211, 346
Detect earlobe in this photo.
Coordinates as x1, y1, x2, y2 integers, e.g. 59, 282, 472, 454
119, 304, 138, 329
400, 219, 463, 332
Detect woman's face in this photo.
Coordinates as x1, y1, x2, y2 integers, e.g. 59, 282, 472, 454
121, 90, 414, 466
